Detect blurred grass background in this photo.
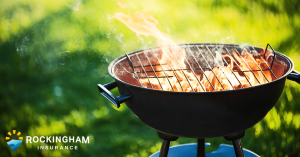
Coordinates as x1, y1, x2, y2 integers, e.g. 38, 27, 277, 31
0, 0, 300, 156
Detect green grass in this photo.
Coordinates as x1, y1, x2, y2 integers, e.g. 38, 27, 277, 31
0, 0, 300, 156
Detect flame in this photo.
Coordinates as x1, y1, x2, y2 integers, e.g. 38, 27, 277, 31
112, 12, 182, 62
117, 0, 126, 9
113, 3, 274, 92
199, 51, 273, 92
113, 11, 190, 91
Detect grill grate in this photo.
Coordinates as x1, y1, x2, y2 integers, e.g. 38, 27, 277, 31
125, 44, 277, 92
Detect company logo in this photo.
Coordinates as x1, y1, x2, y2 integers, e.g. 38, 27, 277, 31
5, 130, 90, 151
6, 130, 23, 151
26, 136, 89, 150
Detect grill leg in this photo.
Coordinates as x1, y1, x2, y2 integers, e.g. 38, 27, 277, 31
157, 132, 179, 157
232, 139, 245, 157
224, 131, 245, 157
159, 140, 170, 157
197, 139, 205, 157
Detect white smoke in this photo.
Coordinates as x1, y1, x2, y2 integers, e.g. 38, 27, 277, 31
66, 0, 82, 11
214, 50, 224, 68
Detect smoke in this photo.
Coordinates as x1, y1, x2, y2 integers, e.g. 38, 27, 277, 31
100, 51, 111, 64
66, 0, 82, 11
106, 26, 117, 41
220, 36, 236, 44
210, 31, 220, 37
103, 14, 124, 44
138, 36, 153, 50
214, 50, 224, 68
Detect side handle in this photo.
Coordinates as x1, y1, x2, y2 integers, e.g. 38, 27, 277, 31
97, 82, 132, 108
287, 70, 300, 84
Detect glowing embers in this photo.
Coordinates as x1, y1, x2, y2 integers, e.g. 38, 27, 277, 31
125, 45, 277, 92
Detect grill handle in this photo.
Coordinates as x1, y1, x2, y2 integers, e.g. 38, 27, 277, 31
97, 82, 132, 108
287, 70, 300, 84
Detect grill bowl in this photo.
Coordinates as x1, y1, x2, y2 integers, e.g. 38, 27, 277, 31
100, 43, 294, 138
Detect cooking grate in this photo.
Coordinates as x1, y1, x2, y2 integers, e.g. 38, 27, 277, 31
125, 44, 277, 92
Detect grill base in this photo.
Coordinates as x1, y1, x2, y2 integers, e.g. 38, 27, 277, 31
150, 143, 259, 157
155, 131, 251, 157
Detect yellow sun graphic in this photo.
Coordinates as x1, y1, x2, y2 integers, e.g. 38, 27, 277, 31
6, 130, 23, 140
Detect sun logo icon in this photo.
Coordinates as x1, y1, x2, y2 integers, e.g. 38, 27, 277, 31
6, 130, 23, 151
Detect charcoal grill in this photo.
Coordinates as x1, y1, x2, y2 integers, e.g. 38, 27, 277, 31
97, 43, 300, 157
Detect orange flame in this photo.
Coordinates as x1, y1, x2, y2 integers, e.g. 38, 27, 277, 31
117, 0, 127, 9
113, 3, 274, 92
113, 11, 189, 90
200, 51, 273, 92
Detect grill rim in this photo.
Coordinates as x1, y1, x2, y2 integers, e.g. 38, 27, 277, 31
108, 43, 294, 94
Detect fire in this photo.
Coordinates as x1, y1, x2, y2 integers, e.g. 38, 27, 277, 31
117, 0, 126, 9
113, 3, 274, 92
200, 51, 273, 92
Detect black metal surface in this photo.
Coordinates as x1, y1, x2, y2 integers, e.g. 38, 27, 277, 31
287, 70, 300, 84
224, 132, 246, 157
157, 132, 178, 157
197, 139, 205, 157
157, 132, 179, 141
97, 43, 298, 138
224, 131, 245, 141
97, 82, 132, 108
115, 77, 286, 138
159, 140, 170, 157
232, 139, 245, 157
